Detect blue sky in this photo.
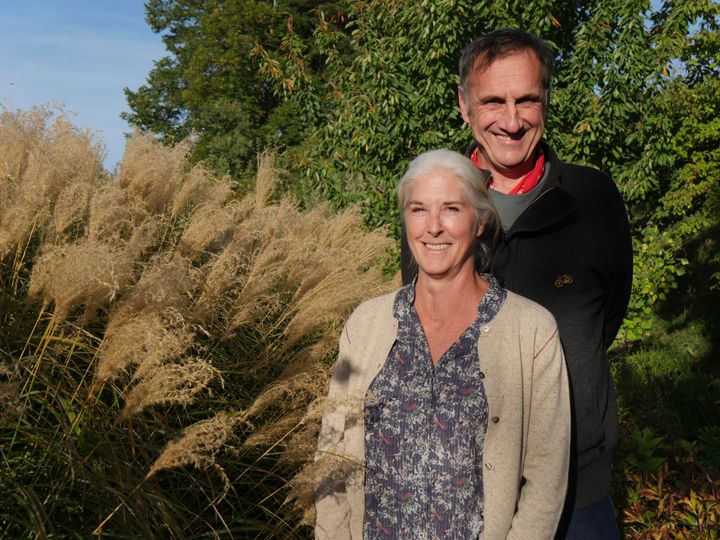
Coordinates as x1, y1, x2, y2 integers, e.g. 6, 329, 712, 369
1, 1, 166, 170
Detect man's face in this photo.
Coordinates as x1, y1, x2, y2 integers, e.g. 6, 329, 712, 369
458, 51, 545, 179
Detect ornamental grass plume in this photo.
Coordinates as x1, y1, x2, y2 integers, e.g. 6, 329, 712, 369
120, 356, 221, 419
0, 108, 102, 258
28, 240, 133, 320
96, 311, 194, 384
146, 411, 244, 485
116, 131, 191, 214
0, 107, 395, 537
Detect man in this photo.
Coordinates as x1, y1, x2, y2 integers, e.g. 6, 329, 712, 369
401, 29, 633, 539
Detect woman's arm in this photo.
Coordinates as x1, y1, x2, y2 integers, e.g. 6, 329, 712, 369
315, 322, 355, 540
507, 325, 571, 540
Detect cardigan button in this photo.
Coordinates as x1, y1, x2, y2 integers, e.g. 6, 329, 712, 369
479, 371, 485, 379
492, 416, 500, 423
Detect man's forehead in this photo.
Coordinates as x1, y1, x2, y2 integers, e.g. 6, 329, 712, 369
467, 50, 542, 89
471, 48, 541, 75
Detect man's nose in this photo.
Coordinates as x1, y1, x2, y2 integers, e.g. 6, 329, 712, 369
501, 102, 521, 132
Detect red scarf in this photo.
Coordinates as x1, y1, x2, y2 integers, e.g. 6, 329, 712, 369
471, 146, 545, 195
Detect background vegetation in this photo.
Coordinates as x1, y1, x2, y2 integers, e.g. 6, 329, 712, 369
2, 0, 719, 537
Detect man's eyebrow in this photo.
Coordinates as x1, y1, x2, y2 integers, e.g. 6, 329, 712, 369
475, 94, 504, 103
475, 92, 542, 103
516, 93, 542, 101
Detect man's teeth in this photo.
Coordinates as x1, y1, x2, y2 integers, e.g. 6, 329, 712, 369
426, 243, 451, 251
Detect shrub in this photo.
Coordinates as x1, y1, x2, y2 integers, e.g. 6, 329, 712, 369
617, 432, 720, 539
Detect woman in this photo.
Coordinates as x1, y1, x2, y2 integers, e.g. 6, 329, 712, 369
315, 149, 570, 539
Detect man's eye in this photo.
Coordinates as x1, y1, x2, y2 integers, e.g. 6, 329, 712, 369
517, 99, 542, 109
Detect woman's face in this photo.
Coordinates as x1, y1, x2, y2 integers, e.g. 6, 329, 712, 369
404, 168, 483, 280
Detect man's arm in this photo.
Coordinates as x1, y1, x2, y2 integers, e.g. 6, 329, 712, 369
603, 182, 633, 348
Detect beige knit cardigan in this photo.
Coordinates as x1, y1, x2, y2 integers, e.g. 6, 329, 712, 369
315, 289, 570, 540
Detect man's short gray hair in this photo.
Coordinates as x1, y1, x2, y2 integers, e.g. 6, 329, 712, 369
397, 149, 500, 269
459, 28, 555, 114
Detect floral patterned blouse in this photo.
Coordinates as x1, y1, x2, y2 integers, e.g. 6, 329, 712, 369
363, 275, 507, 539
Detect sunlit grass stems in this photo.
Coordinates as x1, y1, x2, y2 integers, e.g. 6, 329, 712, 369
0, 108, 395, 537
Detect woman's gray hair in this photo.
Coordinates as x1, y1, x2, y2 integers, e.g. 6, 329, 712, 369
397, 149, 500, 270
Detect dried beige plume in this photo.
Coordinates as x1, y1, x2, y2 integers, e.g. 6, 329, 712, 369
0, 107, 52, 182
20, 115, 102, 202
107, 254, 199, 331
179, 202, 240, 257
52, 181, 93, 241
28, 240, 133, 320
96, 311, 195, 385
120, 357, 220, 419
147, 411, 247, 494
171, 164, 231, 218
0, 110, 102, 255
87, 181, 148, 243
254, 151, 280, 209
0, 196, 50, 258
116, 131, 191, 215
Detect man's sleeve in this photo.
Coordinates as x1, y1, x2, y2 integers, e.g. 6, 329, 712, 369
603, 181, 633, 348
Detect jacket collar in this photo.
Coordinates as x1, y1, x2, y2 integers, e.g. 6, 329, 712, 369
465, 141, 577, 236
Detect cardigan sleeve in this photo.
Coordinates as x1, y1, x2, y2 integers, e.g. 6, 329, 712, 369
507, 323, 571, 540
315, 322, 354, 540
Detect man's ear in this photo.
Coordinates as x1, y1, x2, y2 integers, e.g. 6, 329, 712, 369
458, 86, 471, 124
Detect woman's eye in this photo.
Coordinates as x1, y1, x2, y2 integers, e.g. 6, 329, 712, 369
446, 206, 460, 212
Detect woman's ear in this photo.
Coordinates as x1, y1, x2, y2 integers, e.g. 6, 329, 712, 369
476, 222, 485, 238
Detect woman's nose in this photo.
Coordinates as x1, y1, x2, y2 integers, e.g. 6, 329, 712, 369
427, 211, 443, 235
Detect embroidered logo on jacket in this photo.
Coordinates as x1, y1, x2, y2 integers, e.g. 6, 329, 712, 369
554, 274, 574, 288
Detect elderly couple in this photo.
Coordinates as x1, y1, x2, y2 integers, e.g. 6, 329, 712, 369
315, 29, 633, 540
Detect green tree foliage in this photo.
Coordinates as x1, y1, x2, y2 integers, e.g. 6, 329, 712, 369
123, 0, 347, 178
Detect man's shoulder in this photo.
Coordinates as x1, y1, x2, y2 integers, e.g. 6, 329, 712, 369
548, 148, 624, 205
557, 160, 613, 187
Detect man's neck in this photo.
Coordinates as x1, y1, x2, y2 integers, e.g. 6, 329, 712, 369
472, 145, 544, 195
489, 171, 532, 194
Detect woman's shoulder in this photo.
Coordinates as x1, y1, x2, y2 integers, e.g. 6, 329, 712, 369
345, 289, 399, 330
498, 290, 558, 331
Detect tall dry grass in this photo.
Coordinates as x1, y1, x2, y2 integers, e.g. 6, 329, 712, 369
0, 108, 395, 537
